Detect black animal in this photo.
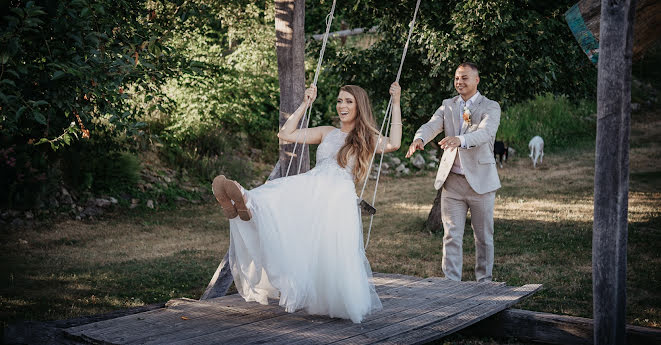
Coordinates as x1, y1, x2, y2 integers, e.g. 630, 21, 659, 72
494, 141, 508, 168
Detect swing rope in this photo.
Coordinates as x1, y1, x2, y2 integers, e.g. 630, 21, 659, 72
285, 0, 337, 177
360, 0, 422, 249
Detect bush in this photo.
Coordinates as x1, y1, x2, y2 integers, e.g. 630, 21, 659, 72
161, 131, 254, 186
0, 0, 191, 208
497, 93, 596, 153
61, 148, 140, 194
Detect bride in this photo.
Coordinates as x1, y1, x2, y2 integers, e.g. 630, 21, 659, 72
212, 82, 402, 323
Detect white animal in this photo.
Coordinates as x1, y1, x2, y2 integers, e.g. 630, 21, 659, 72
507, 146, 516, 158
528, 136, 544, 168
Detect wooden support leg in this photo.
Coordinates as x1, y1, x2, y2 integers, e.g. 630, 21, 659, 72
200, 251, 233, 300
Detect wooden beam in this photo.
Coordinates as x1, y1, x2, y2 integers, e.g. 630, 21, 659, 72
593, 0, 636, 344
460, 309, 661, 345
200, 251, 233, 300
311, 26, 378, 40
567, 0, 661, 62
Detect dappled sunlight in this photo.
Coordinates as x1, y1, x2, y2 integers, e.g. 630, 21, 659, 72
494, 191, 659, 224
388, 202, 432, 215
495, 197, 594, 223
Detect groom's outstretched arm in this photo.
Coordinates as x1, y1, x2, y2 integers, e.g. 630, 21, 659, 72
414, 103, 446, 145
463, 101, 500, 149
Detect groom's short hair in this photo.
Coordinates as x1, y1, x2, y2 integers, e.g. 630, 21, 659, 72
458, 62, 479, 75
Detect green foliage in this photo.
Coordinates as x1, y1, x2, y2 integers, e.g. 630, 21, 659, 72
60, 146, 140, 194
0, 0, 602, 209
90, 152, 140, 194
1, 0, 202, 207
161, 129, 254, 187
0, 0, 183, 149
0, 143, 49, 209
311, 0, 597, 141
145, 1, 278, 185
497, 93, 596, 152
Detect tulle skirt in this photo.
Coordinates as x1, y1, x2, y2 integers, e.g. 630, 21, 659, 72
228, 165, 382, 323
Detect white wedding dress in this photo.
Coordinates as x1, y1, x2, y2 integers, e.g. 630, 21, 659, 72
228, 128, 382, 323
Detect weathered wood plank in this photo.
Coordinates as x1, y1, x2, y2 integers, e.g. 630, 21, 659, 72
332, 284, 517, 345
371, 273, 426, 292
164, 278, 467, 345
64, 276, 541, 345
135, 277, 454, 345
379, 284, 543, 344
265, 281, 498, 345
593, 0, 635, 344
65, 295, 246, 335
65, 296, 285, 344
65, 274, 428, 344
76, 300, 287, 344
461, 308, 661, 345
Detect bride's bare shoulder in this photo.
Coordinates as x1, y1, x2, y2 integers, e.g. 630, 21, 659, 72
317, 126, 338, 140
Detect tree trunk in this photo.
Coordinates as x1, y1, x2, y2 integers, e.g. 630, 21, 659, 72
202, 1, 308, 300
271, 0, 309, 180
569, 0, 660, 61
425, 189, 443, 234
593, 0, 635, 344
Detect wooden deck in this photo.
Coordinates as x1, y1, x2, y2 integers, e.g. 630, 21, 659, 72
63, 273, 541, 344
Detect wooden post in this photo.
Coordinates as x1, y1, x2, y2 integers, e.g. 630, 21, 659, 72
271, 0, 309, 179
593, 0, 636, 344
200, 252, 233, 300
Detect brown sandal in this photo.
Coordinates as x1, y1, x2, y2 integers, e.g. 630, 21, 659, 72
212, 175, 238, 219
223, 178, 252, 221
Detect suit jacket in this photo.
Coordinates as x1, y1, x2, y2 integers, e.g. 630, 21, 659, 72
414, 93, 501, 194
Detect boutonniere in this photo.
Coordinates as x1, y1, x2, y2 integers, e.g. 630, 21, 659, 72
463, 106, 472, 126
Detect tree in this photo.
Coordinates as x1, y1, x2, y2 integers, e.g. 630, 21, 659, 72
270, 0, 308, 179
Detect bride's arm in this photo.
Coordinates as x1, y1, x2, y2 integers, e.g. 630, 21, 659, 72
277, 85, 330, 145
376, 82, 402, 153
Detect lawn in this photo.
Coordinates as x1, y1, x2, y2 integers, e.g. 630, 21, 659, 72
1, 111, 659, 341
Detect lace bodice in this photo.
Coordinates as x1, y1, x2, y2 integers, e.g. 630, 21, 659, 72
314, 128, 355, 180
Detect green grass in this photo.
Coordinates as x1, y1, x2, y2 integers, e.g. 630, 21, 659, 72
498, 93, 596, 153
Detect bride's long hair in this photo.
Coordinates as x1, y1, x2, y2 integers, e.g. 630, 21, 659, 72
336, 85, 380, 183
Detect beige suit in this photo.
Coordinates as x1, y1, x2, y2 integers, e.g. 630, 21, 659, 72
415, 93, 501, 282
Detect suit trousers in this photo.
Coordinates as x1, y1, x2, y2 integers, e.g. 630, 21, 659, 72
440, 172, 496, 282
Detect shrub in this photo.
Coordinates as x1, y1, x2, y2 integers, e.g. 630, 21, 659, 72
161, 131, 254, 186
497, 93, 596, 153
61, 147, 140, 195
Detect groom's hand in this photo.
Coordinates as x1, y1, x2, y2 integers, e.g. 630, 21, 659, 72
439, 136, 461, 150
406, 139, 424, 158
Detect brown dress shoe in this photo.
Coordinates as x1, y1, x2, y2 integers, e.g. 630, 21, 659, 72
212, 175, 238, 219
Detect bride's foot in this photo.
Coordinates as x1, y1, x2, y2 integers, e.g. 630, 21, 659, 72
223, 178, 252, 221
212, 175, 238, 219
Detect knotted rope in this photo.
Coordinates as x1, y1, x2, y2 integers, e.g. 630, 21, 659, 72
360, 0, 422, 249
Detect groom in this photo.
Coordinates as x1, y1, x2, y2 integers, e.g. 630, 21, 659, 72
406, 62, 501, 282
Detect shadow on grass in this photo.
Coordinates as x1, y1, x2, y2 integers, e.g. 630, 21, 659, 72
0, 249, 222, 326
